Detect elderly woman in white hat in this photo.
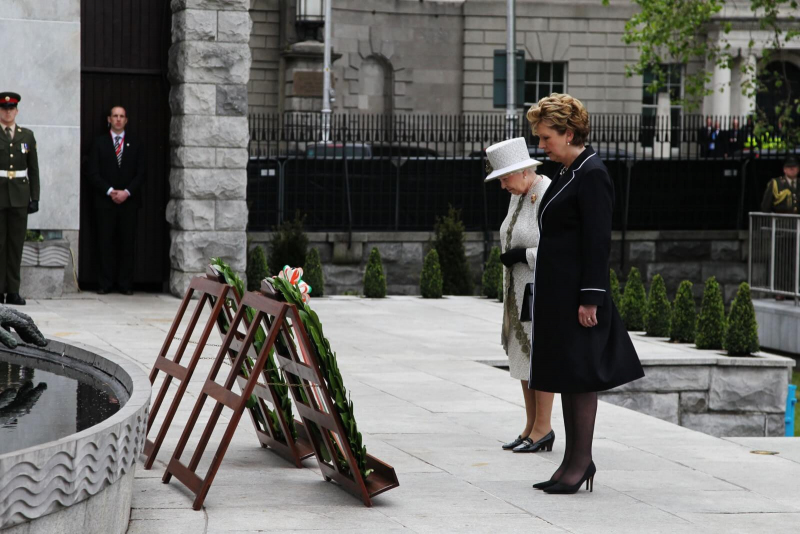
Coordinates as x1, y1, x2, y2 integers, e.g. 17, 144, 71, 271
486, 137, 555, 453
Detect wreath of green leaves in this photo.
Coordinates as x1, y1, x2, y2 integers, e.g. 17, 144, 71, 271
268, 275, 372, 478
211, 258, 297, 442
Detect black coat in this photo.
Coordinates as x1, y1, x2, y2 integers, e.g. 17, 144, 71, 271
528, 147, 644, 393
88, 133, 146, 206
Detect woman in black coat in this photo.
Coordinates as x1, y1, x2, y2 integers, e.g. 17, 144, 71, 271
525, 94, 644, 494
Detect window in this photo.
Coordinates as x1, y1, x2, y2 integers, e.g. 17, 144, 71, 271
524, 62, 567, 107
641, 64, 683, 147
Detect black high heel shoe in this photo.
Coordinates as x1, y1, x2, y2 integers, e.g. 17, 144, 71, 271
543, 461, 596, 494
532, 479, 559, 490
513, 430, 555, 453
502, 435, 526, 450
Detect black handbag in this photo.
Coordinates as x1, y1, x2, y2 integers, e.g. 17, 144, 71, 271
520, 282, 533, 322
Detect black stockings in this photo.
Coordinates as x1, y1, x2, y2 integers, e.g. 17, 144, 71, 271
551, 392, 597, 485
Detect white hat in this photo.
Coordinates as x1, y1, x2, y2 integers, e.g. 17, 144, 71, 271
484, 137, 542, 182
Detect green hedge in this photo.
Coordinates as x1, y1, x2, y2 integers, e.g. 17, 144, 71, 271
246, 244, 269, 292
621, 267, 646, 331
645, 274, 671, 337
670, 280, 696, 343
420, 248, 444, 299
610, 269, 622, 310
695, 276, 725, 350
434, 206, 473, 295
303, 248, 325, 297
723, 282, 760, 355
363, 247, 387, 298
482, 247, 502, 299
268, 212, 309, 277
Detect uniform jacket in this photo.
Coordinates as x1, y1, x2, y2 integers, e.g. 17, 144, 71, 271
761, 175, 798, 214
88, 132, 146, 206
528, 146, 644, 393
0, 125, 40, 208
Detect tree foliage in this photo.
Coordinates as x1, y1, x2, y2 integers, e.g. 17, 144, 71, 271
621, 267, 647, 331
246, 244, 270, 292
696, 276, 726, 350
268, 212, 309, 277
363, 247, 387, 298
670, 280, 697, 343
723, 282, 760, 355
609, 0, 800, 145
304, 248, 325, 297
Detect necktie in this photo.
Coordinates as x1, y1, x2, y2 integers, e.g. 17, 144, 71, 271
114, 136, 122, 167
4, 127, 11, 140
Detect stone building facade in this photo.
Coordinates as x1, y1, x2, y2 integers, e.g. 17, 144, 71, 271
248, 0, 800, 118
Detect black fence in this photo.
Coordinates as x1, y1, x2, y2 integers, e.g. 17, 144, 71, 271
247, 113, 798, 233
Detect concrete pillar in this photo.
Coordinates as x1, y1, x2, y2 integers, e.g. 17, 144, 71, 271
704, 56, 732, 116
167, 0, 252, 295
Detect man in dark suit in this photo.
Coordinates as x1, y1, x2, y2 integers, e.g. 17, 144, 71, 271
0, 91, 40, 306
88, 106, 146, 295
724, 117, 743, 158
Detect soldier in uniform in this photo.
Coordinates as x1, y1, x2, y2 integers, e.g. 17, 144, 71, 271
0, 92, 40, 306
761, 156, 798, 214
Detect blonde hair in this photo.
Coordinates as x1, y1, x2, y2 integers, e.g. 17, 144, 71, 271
526, 93, 590, 146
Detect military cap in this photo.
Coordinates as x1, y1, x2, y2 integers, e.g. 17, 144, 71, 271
0, 92, 21, 108
784, 155, 799, 168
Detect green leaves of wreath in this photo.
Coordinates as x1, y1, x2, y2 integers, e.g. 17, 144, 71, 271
211, 258, 297, 442
268, 274, 372, 478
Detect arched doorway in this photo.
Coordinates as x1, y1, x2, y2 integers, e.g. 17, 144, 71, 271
756, 60, 800, 123
358, 55, 394, 114
79, 0, 172, 291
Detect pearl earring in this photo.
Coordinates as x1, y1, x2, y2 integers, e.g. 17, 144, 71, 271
567, 142, 571, 145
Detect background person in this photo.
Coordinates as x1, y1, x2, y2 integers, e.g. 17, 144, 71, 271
88, 106, 146, 295
526, 94, 644, 494
485, 137, 555, 454
0, 92, 40, 306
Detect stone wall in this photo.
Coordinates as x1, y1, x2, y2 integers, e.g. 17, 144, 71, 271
600, 346, 794, 437
463, 1, 642, 114
167, 0, 253, 295
248, 0, 281, 114
248, 230, 749, 299
1, 1, 80, 232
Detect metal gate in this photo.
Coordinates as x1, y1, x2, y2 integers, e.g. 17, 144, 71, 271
79, 0, 171, 290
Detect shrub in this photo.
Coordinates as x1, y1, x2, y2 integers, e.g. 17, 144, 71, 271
303, 248, 325, 297
481, 247, 503, 299
497, 271, 505, 302
610, 269, 622, 310
268, 212, 309, 277
420, 249, 443, 298
670, 280, 696, 343
645, 274, 671, 337
620, 267, 646, 331
434, 206, 473, 295
246, 244, 270, 292
723, 282, 760, 355
363, 247, 387, 298
696, 276, 726, 350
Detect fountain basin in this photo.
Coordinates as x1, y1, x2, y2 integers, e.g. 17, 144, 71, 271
0, 338, 150, 533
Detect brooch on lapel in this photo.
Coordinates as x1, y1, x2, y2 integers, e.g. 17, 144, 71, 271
530, 193, 537, 204
485, 158, 493, 175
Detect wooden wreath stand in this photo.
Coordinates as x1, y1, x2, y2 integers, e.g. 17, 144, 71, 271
144, 272, 398, 509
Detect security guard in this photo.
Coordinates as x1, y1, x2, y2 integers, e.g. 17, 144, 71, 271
0, 92, 40, 305
761, 156, 798, 214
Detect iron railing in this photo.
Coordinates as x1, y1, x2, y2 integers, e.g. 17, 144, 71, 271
247, 113, 798, 234
749, 213, 800, 301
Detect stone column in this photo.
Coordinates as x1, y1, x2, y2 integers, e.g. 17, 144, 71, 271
167, 0, 253, 295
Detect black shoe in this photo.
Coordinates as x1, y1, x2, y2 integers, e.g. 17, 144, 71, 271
532, 479, 560, 490
97, 288, 111, 295
502, 435, 526, 450
5, 293, 26, 306
120, 289, 133, 296
513, 430, 555, 453
543, 462, 596, 494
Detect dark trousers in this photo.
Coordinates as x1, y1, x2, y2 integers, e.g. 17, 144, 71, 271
0, 208, 28, 293
96, 199, 137, 291
0, 207, 28, 294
